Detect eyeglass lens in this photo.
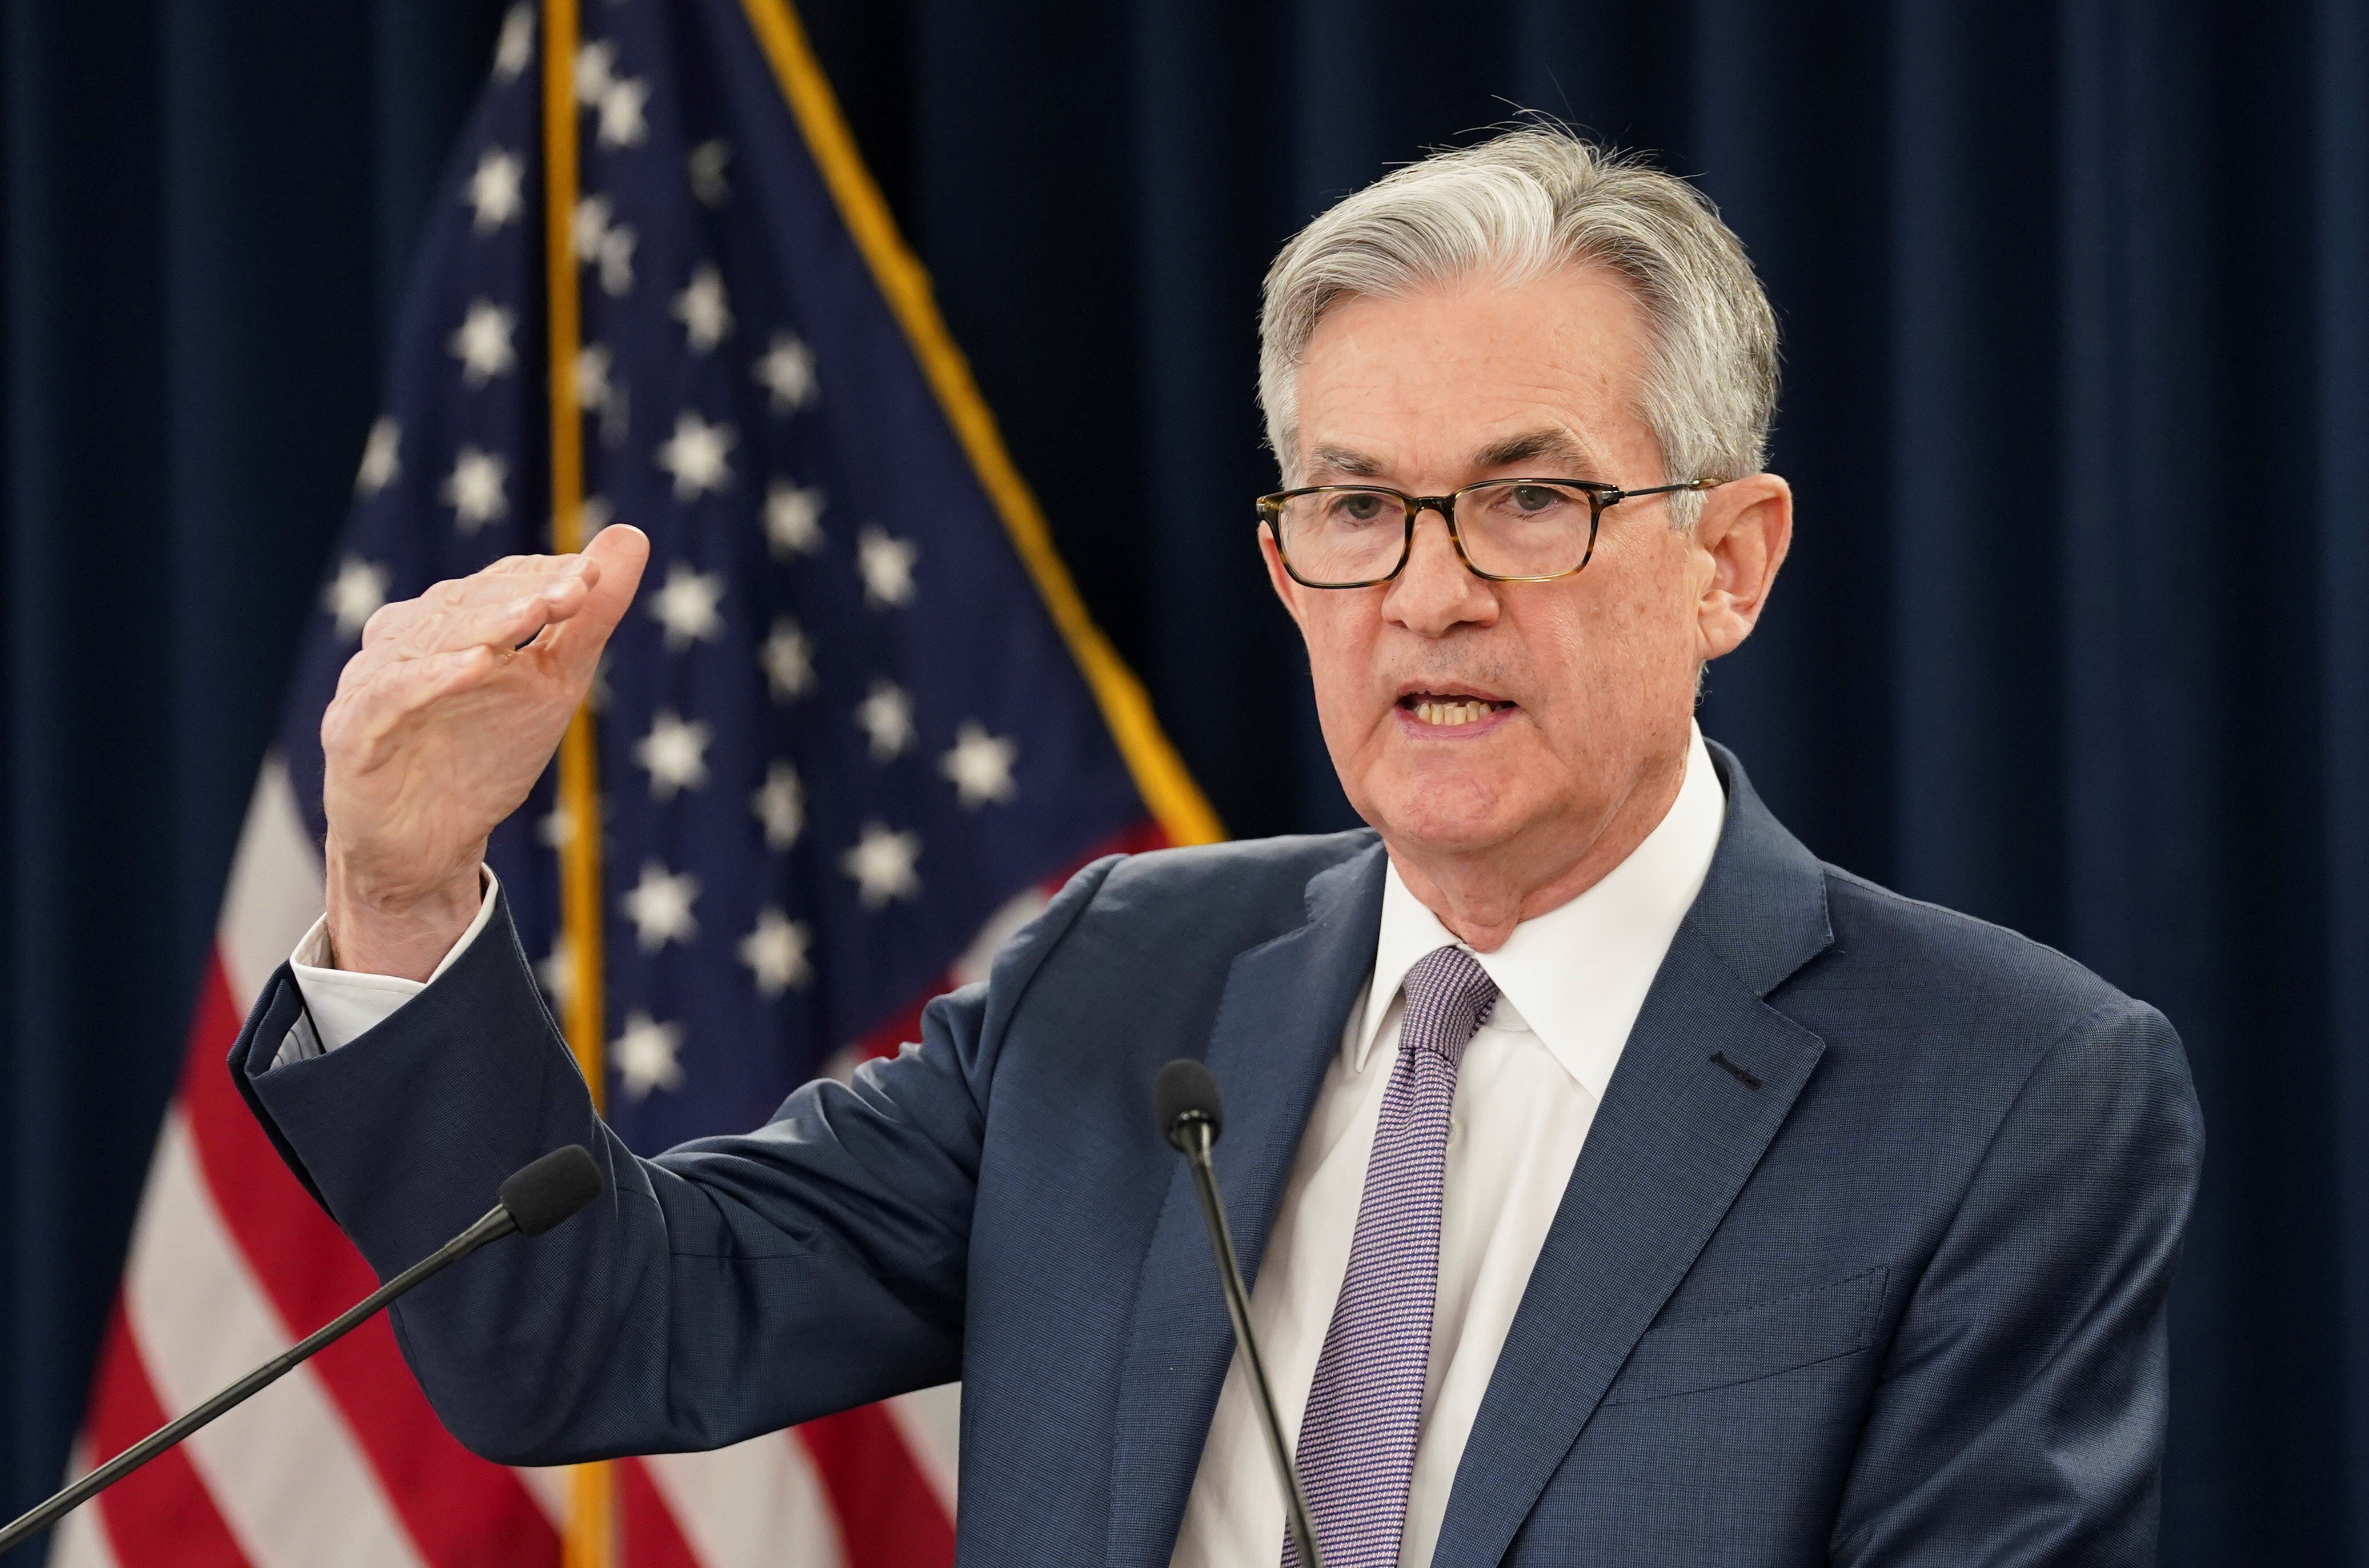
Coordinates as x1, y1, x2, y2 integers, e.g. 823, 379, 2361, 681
1274, 480, 1597, 585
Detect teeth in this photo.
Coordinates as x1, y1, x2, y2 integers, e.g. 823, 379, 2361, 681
1413, 699, 1493, 727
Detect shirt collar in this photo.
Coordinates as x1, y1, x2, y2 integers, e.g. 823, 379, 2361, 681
1350, 721, 1728, 1102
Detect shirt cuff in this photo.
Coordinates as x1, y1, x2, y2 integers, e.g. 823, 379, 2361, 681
274, 869, 503, 1067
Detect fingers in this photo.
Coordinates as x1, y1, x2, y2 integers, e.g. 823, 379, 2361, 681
541, 524, 650, 678
335, 526, 647, 713
361, 553, 602, 651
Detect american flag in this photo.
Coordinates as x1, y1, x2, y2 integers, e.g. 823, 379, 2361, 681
49, 1, 1216, 1563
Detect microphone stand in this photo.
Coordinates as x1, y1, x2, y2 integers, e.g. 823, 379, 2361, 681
0, 1144, 602, 1559
1173, 1111, 1325, 1568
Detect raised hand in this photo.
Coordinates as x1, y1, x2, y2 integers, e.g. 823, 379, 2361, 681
319, 525, 650, 980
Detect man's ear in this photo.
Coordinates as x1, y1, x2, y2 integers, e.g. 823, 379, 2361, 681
1258, 523, 1309, 631
1693, 473, 1793, 661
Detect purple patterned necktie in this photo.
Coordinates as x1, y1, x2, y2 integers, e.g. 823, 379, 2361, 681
1285, 945, 1499, 1568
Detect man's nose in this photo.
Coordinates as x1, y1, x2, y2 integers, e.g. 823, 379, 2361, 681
1383, 507, 1497, 635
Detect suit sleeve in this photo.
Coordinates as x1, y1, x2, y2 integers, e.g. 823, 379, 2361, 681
229, 859, 1119, 1465
1829, 998, 2204, 1566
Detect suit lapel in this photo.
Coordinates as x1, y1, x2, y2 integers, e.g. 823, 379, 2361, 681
1429, 743, 1836, 1568
1105, 841, 1388, 1566
1428, 931, 1825, 1567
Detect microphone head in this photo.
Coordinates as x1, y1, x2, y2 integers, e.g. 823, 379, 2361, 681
498, 1145, 604, 1237
1154, 1058, 1224, 1152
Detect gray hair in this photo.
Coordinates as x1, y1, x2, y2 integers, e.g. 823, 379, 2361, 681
1257, 128, 1778, 526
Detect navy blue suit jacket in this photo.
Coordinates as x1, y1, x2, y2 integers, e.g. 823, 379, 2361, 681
232, 745, 2202, 1565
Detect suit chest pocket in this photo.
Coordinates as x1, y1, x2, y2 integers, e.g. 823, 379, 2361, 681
1599, 1264, 1890, 1409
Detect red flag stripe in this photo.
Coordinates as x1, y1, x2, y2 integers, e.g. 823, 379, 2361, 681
82, 1305, 252, 1568
618, 1457, 707, 1568
177, 952, 560, 1567
796, 1406, 955, 1567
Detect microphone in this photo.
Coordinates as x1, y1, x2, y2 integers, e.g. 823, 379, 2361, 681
0, 1144, 605, 1558
1155, 1059, 1325, 1568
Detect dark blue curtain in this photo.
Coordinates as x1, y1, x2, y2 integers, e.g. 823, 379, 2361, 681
0, 0, 509, 1546
6, 1, 2366, 1562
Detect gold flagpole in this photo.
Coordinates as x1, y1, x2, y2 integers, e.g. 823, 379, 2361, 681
542, 0, 614, 1562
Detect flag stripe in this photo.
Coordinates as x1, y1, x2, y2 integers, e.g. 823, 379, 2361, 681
73, 1309, 248, 1568
214, 761, 326, 1008
642, 1435, 845, 1568
44, 1441, 123, 1568
617, 1457, 705, 1568
123, 1111, 428, 1568
885, 1386, 960, 1515
211, 767, 580, 1552
179, 953, 563, 1567
795, 1405, 956, 1566
512, 1461, 575, 1531
77, 768, 976, 1568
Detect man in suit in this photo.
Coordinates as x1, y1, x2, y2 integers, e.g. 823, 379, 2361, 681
235, 128, 2201, 1565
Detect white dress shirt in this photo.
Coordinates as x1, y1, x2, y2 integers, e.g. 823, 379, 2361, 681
1169, 724, 1724, 1568
277, 869, 502, 1062
284, 728, 1724, 1567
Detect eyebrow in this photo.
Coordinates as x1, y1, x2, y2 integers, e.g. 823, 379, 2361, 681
1301, 428, 1610, 487
1468, 428, 1606, 476
1304, 444, 1388, 480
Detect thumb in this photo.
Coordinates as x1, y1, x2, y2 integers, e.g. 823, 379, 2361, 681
547, 523, 650, 676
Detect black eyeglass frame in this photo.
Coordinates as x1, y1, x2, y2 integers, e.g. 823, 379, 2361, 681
1255, 476, 1722, 588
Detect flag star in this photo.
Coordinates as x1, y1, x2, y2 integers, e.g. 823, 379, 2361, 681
576, 343, 613, 410
449, 299, 517, 385
752, 759, 804, 848
572, 193, 638, 295
633, 708, 712, 799
841, 821, 922, 909
614, 1011, 686, 1100
574, 39, 616, 104
597, 226, 637, 296
597, 76, 651, 149
856, 679, 915, 761
464, 147, 524, 233
941, 721, 1019, 807
442, 446, 509, 531
672, 264, 733, 352
572, 194, 614, 259
753, 332, 817, 412
738, 908, 813, 996
537, 933, 574, 1010
621, 861, 700, 951
655, 410, 736, 499
646, 561, 725, 649
322, 556, 390, 641
760, 617, 816, 702
580, 494, 614, 534
689, 139, 731, 206
856, 524, 919, 608
355, 415, 400, 496
537, 797, 578, 849
764, 481, 825, 557
492, 4, 534, 82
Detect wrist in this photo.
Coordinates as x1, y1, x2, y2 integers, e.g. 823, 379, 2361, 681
323, 843, 486, 982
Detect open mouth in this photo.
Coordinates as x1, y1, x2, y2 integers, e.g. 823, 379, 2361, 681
1397, 692, 1517, 728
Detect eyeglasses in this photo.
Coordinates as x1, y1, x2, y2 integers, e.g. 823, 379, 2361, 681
1256, 476, 1721, 589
